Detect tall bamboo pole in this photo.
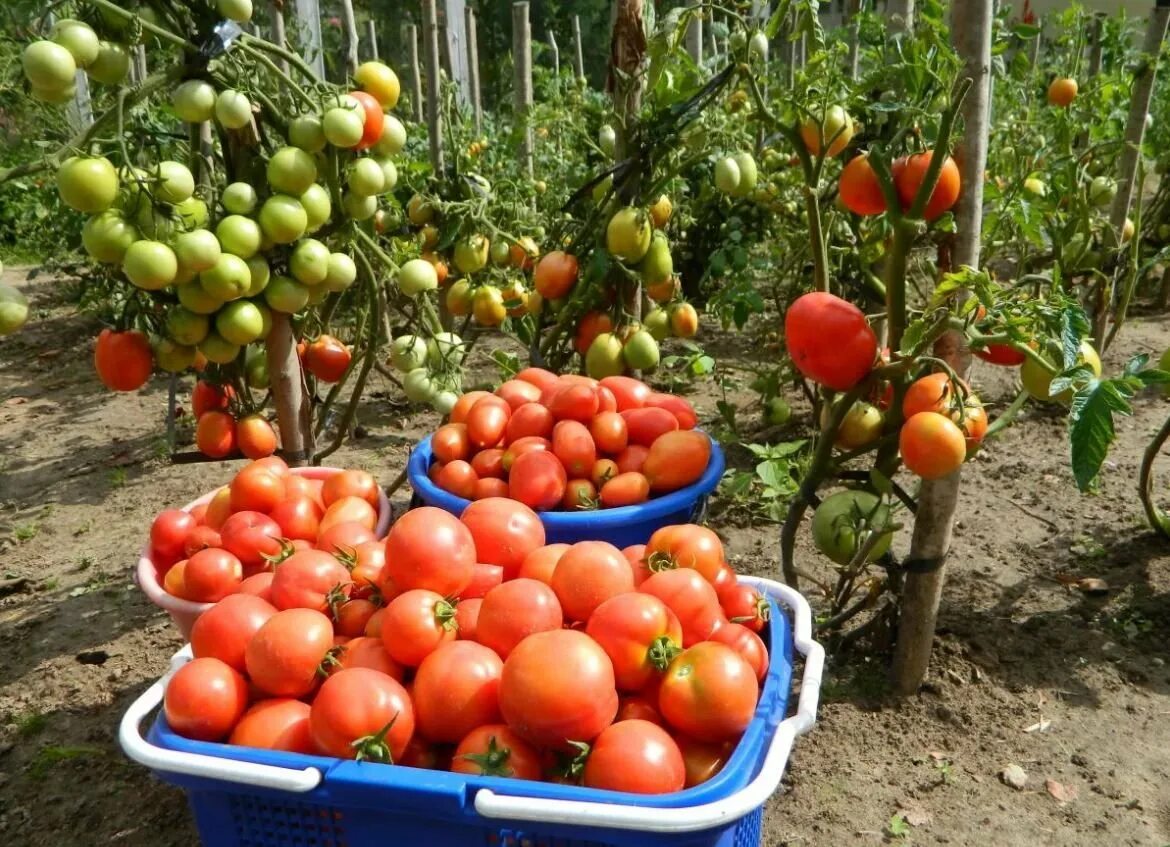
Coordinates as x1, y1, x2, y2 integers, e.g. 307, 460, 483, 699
686, 4, 703, 64
339, 0, 359, 76
465, 6, 483, 134
423, 0, 445, 172
366, 20, 379, 61
572, 14, 585, 79
513, 2, 534, 179
408, 24, 424, 123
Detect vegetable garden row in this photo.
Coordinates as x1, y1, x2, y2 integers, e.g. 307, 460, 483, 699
2, 0, 1170, 843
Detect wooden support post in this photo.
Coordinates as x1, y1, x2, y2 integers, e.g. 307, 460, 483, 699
572, 15, 585, 80
466, 5, 483, 133
548, 31, 560, 79
133, 45, 148, 84
270, 1, 290, 73
888, 0, 914, 33
706, 15, 718, 63
293, 0, 326, 78
408, 24, 424, 123
340, 0, 359, 76
423, 0, 445, 172
366, 20, 379, 62
846, 0, 862, 80
686, 4, 703, 64
513, 1, 534, 179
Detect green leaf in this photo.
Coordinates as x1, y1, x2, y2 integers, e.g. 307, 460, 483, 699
1068, 379, 1135, 492
900, 318, 927, 355
1059, 306, 1091, 368
1011, 23, 1041, 38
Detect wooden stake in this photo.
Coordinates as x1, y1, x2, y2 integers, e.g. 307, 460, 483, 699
268, 315, 314, 466
846, 0, 862, 80
1076, 14, 1105, 149
366, 20, 379, 61
513, 1, 534, 179
423, 0, 445, 172
887, 0, 914, 33
892, 0, 992, 695
408, 24, 424, 123
706, 14, 718, 63
466, 6, 483, 133
134, 45, 148, 84
339, 0, 359, 76
572, 15, 585, 80
685, 4, 703, 64
270, 1, 290, 73
548, 30, 560, 80
293, 0, 325, 78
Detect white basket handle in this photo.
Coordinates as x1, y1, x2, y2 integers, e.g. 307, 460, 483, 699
473, 576, 824, 833
118, 646, 323, 793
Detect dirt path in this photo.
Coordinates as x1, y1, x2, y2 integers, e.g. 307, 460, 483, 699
1, 268, 1167, 846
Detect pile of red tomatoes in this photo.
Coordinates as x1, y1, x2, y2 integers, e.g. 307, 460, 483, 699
425, 368, 712, 509
159, 486, 772, 795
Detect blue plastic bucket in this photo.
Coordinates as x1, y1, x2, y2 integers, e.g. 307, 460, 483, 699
406, 433, 726, 547
136, 593, 793, 847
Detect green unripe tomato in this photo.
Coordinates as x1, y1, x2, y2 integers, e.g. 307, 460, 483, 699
222, 182, 258, 215
324, 253, 358, 292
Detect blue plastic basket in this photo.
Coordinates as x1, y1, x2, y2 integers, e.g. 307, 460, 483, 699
406, 433, 726, 547
120, 578, 824, 847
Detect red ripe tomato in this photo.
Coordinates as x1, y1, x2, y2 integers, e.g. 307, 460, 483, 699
502, 435, 552, 472
461, 562, 504, 599
334, 598, 380, 637
548, 383, 599, 422
533, 251, 578, 299
433, 422, 471, 463
839, 154, 887, 216
379, 589, 458, 667
470, 448, 505, 479
459, 497, 546, 578
193, 380, 232, 417
586, 593, 682, 691
508, 450, 567, 511
623, 544, 651, 585
450, 391, 491, 424
550, 541, 635, 622
902, 372, 964, 418
220, 511, 283, 571
516, 543, 569, 584
596, 386, 618, 414
436, 460, 479, 499
269, 496, 323, 542
329, 636, 404, 679
196, 411, 237, 459
202, 486, 233, 530
163, 560, 190, 598
349, 90, 385, 150
451, 724, 542, 779
564, 478, 598, 510
94, 328, 153, 391
164, 657, 249, 741
676, 735, 733, 788
476, 578, 564, 658
350, 540, 386, 595
310, 668, 414, 761
718, 583, 769, 633
184, 547, 244, 602
412, 641, 504, 743
384, 507, 475, 595
583, 720, 686, 794
589, 411, 627, 454
499, 629, 618, 750
592, 458, 620, 488
505, 403, 554, 443
467, 395, 512, 448
621, 407, 679, 447
658, 642, 759, 742
474, 477, 509, 499
183, 525, 223, 558
575, 311, 614, 356
151, 509, 196, 560
429, 461, 446, 484
615, 444, 649, 474
400, 737, 450, 770
190, 593, 277, 672
229, 699, 313, 753
236, 571, 275, 601
645, 524, 725, 584
514, 366, 560, 392
319, 495, 377, 535
283, 473, 323, 506
709, 622, 769, 683
975, 343, 1026, 366
785, 292, 877, 391
599, 472, 650, 507
322, 469, 379, 507
316, 521, 377, 555
893, 152, 961, 221
230, 463, 286, 513
643, 430, 711, 493
640, 568, 723, 646
899, 411, 967, 479
269, 549, 352, 613
363, 607, 386, 638
599, 376, 651, 411
495, 379, 542, 410
237, 416, 277, 460
553, 420, 597, 478
644, 394, 697, 430
304, 335, 351, 383
454, 597, 482, 641
617, 694, 663, 725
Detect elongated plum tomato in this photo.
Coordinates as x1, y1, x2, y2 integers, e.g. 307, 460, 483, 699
643, 430, 711, 493
499, 629, 619, 750
309, 668, 414, 761
508, 450, 567, 511
164, 657, 249, 741
975, 343, 1026, 366
466, 395, 511, 448
785, 292, 877, 391
411, 641, 504, 744
383, 506, 475, 596
459, 497, 545, 578
583, 719, 686, 794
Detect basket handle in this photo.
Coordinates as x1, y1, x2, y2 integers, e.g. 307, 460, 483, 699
118, 647, 323, 793
473, 576, 824, 833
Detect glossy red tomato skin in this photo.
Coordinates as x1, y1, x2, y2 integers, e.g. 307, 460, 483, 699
495, 379, 542, 410
383, 507, 476, 596
349, 90, 385, 150
460, 498, 546, 578
893, 152, 961, 221
621, 407, 680, 447
476, 578, 564, 658
616, 694, 664, 725
436, 460, 479, 499
623, 544, 652, 585
379, 589, 458, 667
183, 547, 244, 602
269, 549, 353, 613
548, 383, 600, 422
676, 735, 734, 788
514, 366, 560, 392
322, 469, 380, 507
304, 335, 351, 383
334, 598, 380, 637
269, 496, 323, 542
190, 593, 277, 672
474, 477, 510, 499
94, 328, 153, 391
599, 376, 651, 411
499, 629, 619, 750
516, 543, 569, 584
451, 724, 542, 779
412, 641, 504, 744
505, 403, 555, 443
470, 448, 506, 479
709, 621, 769, 682
639, 568, 724, 646
245, 608, 335, 698
229, 464, 287, 513
329, 636, 404, 679
583, 720, 686, 794
785, 292, 877, 391
550, 541, 635, 622
433, 423, 471, 463
164, 657, 250, 742
508, 450, 567, 511
615, 445, 649, 474
467, 395, 512, 448
644, 394, 698, 430
454, 597, 483, 641
552, 420, 598, 478
193, 380, 232, 417
645, 524, 726, 584
151, 510, 196, 560
316, 521, 377, 556
460, 562, 505, 599
220, 511, 284, 571
309, 668, 414, 761
235, 571, 275, 601
229, 698, 315, 754
718, 582, 769, 633
658, 642, 759, 742
586, 593, 683, 691
183, 525, 223, 558
975, 343, 1027, 366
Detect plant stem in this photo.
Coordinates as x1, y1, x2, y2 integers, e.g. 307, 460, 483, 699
1139, 411, 1170, 538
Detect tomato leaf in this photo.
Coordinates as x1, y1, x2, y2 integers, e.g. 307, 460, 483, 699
1059, 307, 1091, 369
1068, 377, 1136, 492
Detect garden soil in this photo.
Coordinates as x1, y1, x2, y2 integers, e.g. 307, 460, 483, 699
1, 266, 1167, 846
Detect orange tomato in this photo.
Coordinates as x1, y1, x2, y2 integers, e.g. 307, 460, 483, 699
533, 251, 578, 299
196, 411, 237, 459
599, 472, 650, 507
642, 430, 711, 493
839, 154, 887, 216
899, 411, 967, 479
892, 153, 960, 221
